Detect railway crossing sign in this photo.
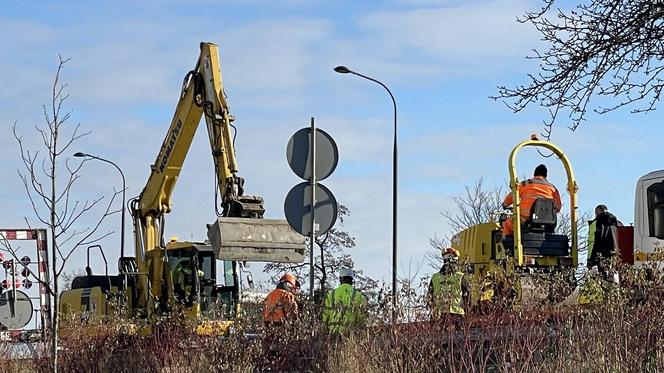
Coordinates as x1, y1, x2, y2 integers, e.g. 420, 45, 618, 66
0, 228, 51, 334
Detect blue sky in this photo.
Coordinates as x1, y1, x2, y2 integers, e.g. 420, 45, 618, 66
1, 0, 663, 286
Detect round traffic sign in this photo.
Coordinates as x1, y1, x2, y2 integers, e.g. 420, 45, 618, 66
22, 279, 32, 289
0, 290, 33, 329
1, 279, 21, 289
286, 128, 338, 182
20, 256, 31, 266
284, 182, 338, 236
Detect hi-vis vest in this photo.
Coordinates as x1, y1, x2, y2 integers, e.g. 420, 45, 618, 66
503, 177, 562, 220
431, 271, 465, 316
322, 283, 366, 333
579, 275, 605, 305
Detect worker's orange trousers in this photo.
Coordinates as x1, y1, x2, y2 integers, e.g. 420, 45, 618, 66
503, 218, 513, 237
502, 215, 528, 237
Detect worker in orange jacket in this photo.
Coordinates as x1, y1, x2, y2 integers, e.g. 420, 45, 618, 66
261, 273, 300, 370
263, 273, 300, 326
502, 164, 562, 237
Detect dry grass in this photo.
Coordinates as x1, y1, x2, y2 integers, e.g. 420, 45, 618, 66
1, 267, 663, 372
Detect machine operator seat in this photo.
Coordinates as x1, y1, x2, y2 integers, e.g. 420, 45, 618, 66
523, 198, 557, 233
502, 198, 569, 258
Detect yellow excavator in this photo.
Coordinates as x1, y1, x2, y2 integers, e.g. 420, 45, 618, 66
60, 42, 305, 333
450, 136, 578, 305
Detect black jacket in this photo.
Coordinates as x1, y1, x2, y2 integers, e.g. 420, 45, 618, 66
588, 212, 622, 266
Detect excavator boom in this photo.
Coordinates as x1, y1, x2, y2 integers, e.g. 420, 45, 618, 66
131, 42, 304, 312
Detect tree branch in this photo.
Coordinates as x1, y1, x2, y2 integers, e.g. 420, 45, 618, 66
494, 0, 664, 136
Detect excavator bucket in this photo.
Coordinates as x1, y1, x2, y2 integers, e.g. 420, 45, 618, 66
207, 217, 305, 263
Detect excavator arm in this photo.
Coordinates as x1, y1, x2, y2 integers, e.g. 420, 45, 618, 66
135, 42, 261, 219
128, 42, 303, 314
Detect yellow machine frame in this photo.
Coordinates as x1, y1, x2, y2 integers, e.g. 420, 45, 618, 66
61, 42, 303, 330
450, 136, 580, 306
508, 138, 578, 267
131, 42, 239, 315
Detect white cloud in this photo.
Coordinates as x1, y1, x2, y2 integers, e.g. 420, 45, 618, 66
220, 18, 333, 91
359, 0, 536, 64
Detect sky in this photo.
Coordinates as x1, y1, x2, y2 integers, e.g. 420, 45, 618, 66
1, 0, 663, 288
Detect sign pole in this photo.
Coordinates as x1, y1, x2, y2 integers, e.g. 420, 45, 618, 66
11, 259, 16, 317
285, 122, 338, 299
309, 117, 316, 299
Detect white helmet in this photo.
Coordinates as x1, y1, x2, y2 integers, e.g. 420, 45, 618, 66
339, 268, 355, 279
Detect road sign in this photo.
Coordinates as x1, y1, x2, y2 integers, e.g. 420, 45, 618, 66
285, 118, 339, 297
1, 279, 20, 289
0, 290, 33, 329
20, 256, 30, 266
286, 128, 338, 181
284, 182, 338, 236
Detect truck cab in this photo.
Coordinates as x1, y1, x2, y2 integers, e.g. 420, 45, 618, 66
627, 170, 664, 264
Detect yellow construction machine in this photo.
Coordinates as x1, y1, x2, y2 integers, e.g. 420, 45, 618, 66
450, 137, 578, 306
60, 42, 305, 334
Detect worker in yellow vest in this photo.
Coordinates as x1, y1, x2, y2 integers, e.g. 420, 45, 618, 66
323, 268, 367, 334
428, 248, 468, 324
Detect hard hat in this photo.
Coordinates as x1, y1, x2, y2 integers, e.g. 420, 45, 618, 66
280, 273, 297, 287
339, 268, 355, 279
442, 248, 460, 261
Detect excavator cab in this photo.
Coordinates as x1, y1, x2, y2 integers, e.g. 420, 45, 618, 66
165, 242, 239, 319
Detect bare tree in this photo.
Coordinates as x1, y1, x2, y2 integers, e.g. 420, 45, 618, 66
263, 204, 378, 301
428, 179, 505, 268
59, 268, 87, 291
396, 257, 431, 322
429, 178, 591, 267
441, 178, 506, 235
494, 0, 664, 139
1, 56, 120, 372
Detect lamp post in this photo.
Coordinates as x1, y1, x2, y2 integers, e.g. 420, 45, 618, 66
73, 152, 127, 260
333, 65, 398, 323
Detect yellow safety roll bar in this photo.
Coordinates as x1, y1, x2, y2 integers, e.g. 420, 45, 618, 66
508, 138, 578, 267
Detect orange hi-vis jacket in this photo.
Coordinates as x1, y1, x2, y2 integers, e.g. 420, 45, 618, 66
263, 288, 298, 323
502, 176, 562, 221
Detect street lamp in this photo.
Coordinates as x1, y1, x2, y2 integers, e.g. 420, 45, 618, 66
73, 152, 127, 261
333, 65, 399, 323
